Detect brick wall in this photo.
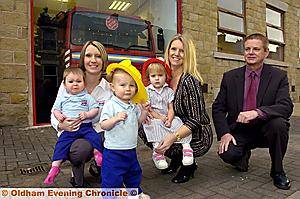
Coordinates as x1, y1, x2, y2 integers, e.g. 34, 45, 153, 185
182, 0, 300, 105
0, 0, 29, 126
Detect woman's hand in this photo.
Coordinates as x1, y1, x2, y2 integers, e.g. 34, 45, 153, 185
58, 118, 81, 132
155, 133, 177, 154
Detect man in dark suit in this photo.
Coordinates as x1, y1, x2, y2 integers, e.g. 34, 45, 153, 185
212, 33, 293, 190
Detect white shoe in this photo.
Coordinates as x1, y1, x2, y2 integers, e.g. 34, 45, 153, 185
182, 148, 194, 166
139, 192, 151, 199
152, 153, 168, 170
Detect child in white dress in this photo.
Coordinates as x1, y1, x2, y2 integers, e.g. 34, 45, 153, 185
142, 58, 194, 169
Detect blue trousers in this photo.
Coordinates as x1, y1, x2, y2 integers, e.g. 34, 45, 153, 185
101, 148, 142, 194
52, 123, 102, 161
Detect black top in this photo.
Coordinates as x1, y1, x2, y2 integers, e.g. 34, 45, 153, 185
139, 73, 213, 158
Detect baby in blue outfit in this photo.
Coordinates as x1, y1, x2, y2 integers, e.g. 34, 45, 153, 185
44, 67, 102, 185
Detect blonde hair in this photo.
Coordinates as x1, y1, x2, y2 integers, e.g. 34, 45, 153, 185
164, 34, 203, 84
79, 41, 108, 74
63, 67, 85, 83
107, 69, 138, 94
106, 69, 122, 83
146, 63, 167, 78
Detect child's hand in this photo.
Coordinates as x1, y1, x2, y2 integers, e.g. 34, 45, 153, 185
155, 114, 167, 122
138, 103, 150, 125
164, 117, 172, 128
116, 112, 127, 122
79, 112, 87, 120
140, 103, 149, 115
146, 105, 154, 120
144, 115, 151, 125
57, 114, 66, 123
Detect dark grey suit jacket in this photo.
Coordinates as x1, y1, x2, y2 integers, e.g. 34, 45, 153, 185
212, 64, 293, 140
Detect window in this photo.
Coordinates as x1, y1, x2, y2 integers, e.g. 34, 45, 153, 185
266, 6, 284, 61
217, 0, 245, 54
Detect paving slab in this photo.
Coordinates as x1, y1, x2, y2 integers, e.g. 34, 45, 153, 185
0, 115, 299, 198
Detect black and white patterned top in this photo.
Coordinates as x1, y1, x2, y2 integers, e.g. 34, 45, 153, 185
139, 73, 213, 158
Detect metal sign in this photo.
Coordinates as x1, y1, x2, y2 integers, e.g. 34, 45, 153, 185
106, 15, 118, 30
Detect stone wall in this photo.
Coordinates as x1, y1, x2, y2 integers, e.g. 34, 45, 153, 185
0, 0, 299, 127
0, 0, 29, 126
182, 0, 300, 106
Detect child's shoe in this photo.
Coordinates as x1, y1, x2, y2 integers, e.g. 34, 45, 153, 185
44, 166, 60, 185
94, 152, 103, 167
139, 192, 151, 199
152, 152, 168, 170
182, 148, 194, 166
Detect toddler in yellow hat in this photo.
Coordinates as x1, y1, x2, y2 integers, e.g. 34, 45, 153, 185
99, 60, 150, 199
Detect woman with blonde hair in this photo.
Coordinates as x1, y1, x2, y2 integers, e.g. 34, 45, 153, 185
139, 33, 213, 183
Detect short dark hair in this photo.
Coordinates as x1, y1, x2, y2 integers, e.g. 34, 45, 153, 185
244, 33, 269, 50
63, 67, 85, 83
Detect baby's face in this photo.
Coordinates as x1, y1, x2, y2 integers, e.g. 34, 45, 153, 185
111, 72, 137, 103
149, 70, 167, 89
64, 73, 85, 95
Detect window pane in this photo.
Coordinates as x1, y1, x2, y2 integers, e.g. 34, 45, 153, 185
217, 32, 244, 54
268, 43, 283, 61
218, 0, 243, 14
71, 12, 151, 51
267, 26, 284, 43
219, 12, 244, 32
266, 8, 281, 27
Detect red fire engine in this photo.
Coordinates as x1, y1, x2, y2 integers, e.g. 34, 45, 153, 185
35, 7, 165, 124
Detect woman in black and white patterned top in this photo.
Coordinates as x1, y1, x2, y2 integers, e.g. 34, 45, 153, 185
139, 34, 213, 183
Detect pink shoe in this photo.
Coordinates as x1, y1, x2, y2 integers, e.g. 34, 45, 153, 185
44, 166, 60, 185
152, 153, 168, 170
94, 152, 103, 167
182, 148, 194, 166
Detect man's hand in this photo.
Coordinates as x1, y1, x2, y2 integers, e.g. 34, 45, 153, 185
218, 133, 237, 154
236, 110, 258, 123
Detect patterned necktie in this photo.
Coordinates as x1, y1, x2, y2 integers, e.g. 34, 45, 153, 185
245, 71, 257, 111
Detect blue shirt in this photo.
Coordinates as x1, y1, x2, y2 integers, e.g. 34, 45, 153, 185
100, 96, 141, 150
53, 89, 99, 122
